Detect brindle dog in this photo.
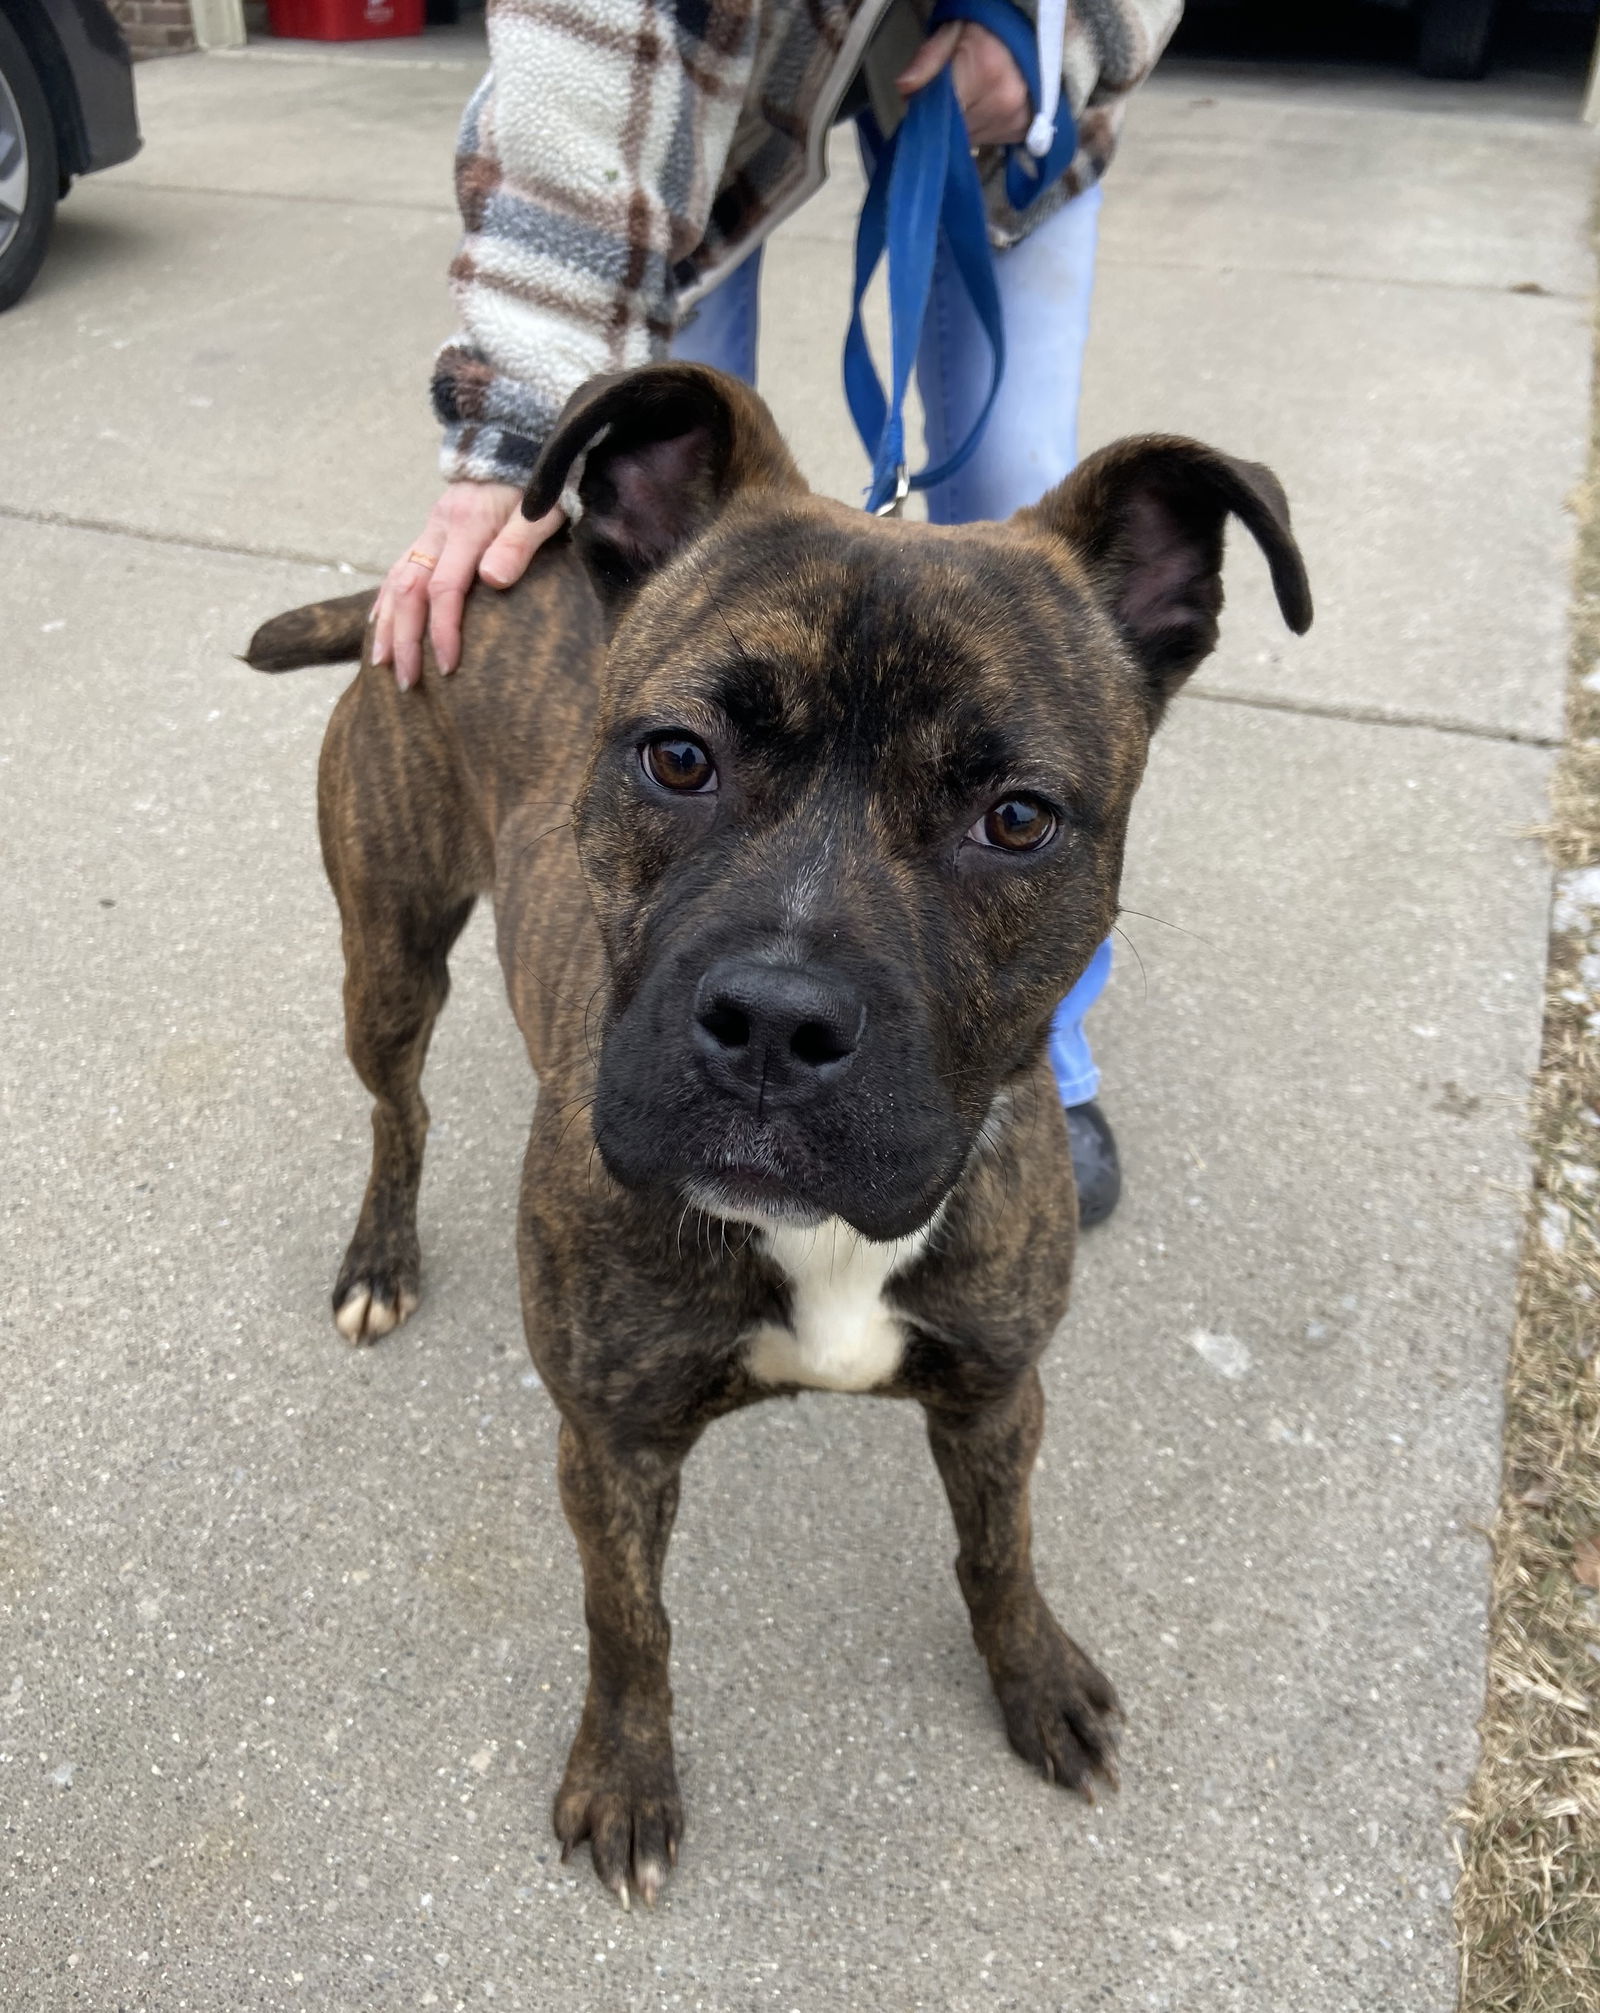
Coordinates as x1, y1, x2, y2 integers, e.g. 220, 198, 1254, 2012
248, 363, 1310, 1907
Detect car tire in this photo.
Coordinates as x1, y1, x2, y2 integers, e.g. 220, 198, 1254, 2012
0, 9, 60, 313
1416, 0, 1499, 80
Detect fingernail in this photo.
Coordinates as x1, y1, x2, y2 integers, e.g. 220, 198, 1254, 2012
480, 568, 507, 589
371, 641, 388, 666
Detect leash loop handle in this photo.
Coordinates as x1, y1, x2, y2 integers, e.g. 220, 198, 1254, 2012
844, 78, 1003, 514
928, 0, 1079, 212
843, 0, 1078, 514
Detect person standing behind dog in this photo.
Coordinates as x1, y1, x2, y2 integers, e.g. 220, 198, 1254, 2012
374, 0, 1184, 1226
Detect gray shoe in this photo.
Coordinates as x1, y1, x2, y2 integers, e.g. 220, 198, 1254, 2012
1067, 1100, 1121, 1228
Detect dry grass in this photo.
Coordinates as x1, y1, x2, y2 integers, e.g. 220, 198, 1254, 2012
1453, 289, 1600, 2008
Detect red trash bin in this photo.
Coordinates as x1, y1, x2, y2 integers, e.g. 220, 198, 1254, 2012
267, 0, 423, 39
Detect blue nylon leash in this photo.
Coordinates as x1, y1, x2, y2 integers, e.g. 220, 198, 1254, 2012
843, 0, 1078, 515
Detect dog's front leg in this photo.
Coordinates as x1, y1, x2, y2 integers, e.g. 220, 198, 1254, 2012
923, 1368, 1121, 1798
553, 1417, 685, 1907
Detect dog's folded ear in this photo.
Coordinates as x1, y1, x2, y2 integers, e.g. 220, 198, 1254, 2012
1021, 436, 1313, 716
523, 363, 806, 608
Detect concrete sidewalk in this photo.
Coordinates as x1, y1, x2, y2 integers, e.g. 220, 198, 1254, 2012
0, 34, 1591, 2012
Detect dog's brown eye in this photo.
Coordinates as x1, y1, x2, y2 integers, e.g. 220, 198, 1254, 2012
971, 796, 1058, 852
642, 735, 716, 794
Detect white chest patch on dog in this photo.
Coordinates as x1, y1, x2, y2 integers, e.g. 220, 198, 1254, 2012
744, 1219, 928, 1392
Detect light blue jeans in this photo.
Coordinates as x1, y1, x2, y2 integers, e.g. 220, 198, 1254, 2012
672, 170, 1108, 1106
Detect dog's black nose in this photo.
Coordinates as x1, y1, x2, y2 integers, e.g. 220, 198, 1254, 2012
692, 958, 865, 1106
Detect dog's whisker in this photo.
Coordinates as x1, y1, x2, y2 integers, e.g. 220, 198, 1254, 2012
506, 811, 575, 863
503, 815, 602, 1015
1117, 905, 1209, 945
553, 1098, 598, 1153
512, 950, 604, 1018
542, 1085, 597, 1120
510, 948, 596, 1016
690, 551, 757, 678
580, 983, 609, 1070
1111, 921, 1150, 1003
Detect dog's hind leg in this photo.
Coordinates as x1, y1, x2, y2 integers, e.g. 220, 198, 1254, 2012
318, 679, 490, 1342
329, 890, 476, 1341
923, 1368, 1123, 1799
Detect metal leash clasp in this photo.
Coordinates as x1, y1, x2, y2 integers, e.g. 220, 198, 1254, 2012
873, 466, 911, 518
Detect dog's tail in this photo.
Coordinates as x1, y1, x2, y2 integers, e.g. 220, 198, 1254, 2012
244, 589, 378, 671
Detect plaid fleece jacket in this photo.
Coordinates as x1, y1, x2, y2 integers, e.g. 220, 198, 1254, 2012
433, 0, 1182, 487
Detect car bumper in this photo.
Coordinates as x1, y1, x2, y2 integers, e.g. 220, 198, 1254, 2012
32, 0, 142, 176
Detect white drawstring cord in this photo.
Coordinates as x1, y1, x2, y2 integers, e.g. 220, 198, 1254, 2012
1026, 0, 1069, 157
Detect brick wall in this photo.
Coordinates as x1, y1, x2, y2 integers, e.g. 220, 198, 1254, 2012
111, 0, 197, 60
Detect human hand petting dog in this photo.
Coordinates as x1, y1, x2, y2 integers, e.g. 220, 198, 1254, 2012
373, 480, 565, 691
374, 23, 1033, 690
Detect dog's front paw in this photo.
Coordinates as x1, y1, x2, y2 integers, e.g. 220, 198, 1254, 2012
554, 1723, 682, 1908
331, 1230, 420, 1344
991, 1607, 1122, 1800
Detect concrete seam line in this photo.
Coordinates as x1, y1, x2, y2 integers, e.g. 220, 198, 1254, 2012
210, 48, 485, 74
1096, 255, 1590, 304
1183, 683, 1565, 750
108, 179, 456, 217
0, 503, 384, 579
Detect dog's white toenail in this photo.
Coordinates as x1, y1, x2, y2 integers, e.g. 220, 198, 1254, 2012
334, 1289, 372, 1341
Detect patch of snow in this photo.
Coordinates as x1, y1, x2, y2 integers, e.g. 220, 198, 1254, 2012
1553, 866, 1600, 938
